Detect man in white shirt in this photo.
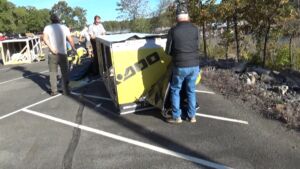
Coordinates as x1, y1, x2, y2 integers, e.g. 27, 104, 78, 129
88, 15, 106, 75
43, 14, 76, 96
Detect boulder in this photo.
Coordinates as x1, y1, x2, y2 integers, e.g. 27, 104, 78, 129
232, 61, 248, 73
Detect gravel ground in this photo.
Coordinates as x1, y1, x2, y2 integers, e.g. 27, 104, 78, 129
201, 60, 300, 130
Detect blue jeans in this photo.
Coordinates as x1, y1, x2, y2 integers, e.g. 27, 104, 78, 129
170, 66, 200, 119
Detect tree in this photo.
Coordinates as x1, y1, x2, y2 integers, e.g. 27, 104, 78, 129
244, 0, 291, 67
188, 0, 217, 58
280, 4, 299, 68
116, 0, 150, 20
154, 0, 174, 28
72, 7, 87, 30
50, 1, 86, 30
131, 18, 151, 32
26, 7, 50, 33
0, 0, 17, 33
51, 1, 73, 26
217, 0, 247, 61
13, 7, 28, 33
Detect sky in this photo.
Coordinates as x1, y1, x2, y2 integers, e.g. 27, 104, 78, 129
9, 0, 161, 24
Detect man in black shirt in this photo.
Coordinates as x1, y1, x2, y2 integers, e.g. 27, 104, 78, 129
166, 7, 200, 124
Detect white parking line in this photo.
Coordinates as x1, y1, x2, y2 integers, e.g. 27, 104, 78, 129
22, 108, 232, 169
0, 70, 49, 85
195, 90, 216, 95
0, 94, 61, 120
120, 107, 156, 115
0, 67, 10, 71
196, 113, 248, 125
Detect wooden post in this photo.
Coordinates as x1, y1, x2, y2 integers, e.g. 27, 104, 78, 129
26, 39, 30, 61
0, 42, 4, 64
38, 37, 43, 56
30, 38, 35, 60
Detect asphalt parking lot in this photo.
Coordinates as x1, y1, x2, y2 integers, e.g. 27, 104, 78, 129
0, 61, 299, 169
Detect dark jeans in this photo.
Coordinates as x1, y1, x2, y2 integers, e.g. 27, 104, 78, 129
48, 53, 70, 94
90, 39, 99, 75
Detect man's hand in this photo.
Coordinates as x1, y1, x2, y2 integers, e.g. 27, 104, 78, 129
43, 33, 57, 55
50, 48, 57, 55
70, 48, 78, 56
89, 33, 96, 39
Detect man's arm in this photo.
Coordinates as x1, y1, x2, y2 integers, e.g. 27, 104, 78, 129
66, 35, 75, 50
79, 33, 83, 42
88, 25, 95, 39
43, 33, 57, 54
165, 28, 173, 55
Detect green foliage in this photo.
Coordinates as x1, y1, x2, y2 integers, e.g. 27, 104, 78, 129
130, 18, 151, 33
292, 47, 300, 70
0, 0, 17, 33
26, 8, 50, 33
0, 0, 50, 33
208, 44, 226, 59
103, 20, 131, 32
272, 45, 290, 70
0, 0, 86, 34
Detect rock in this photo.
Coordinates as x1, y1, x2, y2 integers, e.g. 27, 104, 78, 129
269, 85, 289, 95
279, 85, 289, 95
216, 59, 236, 69
248, 66, 271, 75
245, 72, 257, 85
232, 61, 248, 73
261, 74, 275, 84
275, 104, 286, 114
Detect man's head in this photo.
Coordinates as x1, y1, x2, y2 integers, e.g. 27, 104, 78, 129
50, 14, 60, 24
94, 15, 101, 25
176, 13, 189, 22
176, 0, 189, 22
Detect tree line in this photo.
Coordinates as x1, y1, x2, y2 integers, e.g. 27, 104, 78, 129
187, 0, 300, 70
1, 0, 300, 70
104, 0, 300, 70
0, 0, 86, 34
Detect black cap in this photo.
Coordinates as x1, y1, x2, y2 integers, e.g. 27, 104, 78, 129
176, 0, 188, 16
50, 14, 60, 24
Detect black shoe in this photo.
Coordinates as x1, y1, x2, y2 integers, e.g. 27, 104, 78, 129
50, 91, 58, 96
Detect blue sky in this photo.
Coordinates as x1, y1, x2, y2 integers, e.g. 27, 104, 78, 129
9, 0, 160, 24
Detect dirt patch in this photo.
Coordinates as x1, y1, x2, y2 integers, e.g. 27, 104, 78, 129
201, 59, 300, 130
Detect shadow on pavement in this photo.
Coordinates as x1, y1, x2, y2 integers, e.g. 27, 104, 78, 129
11, 66, 50, 93
11, 65, 227, 168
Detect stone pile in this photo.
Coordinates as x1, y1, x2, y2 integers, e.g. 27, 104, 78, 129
201, 59, 300, 130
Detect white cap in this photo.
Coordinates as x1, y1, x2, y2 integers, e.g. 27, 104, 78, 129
177, 13, 189, 20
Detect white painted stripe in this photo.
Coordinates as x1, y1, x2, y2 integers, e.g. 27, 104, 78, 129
120, 107, 156, 115
71, 91, 112, 101
0, 94, 61, 120
196, 113, 248, 125
0, 67, 10, 71
0, 70, 49, 85
195, 90, 216, 95
22, 108, 232, 169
